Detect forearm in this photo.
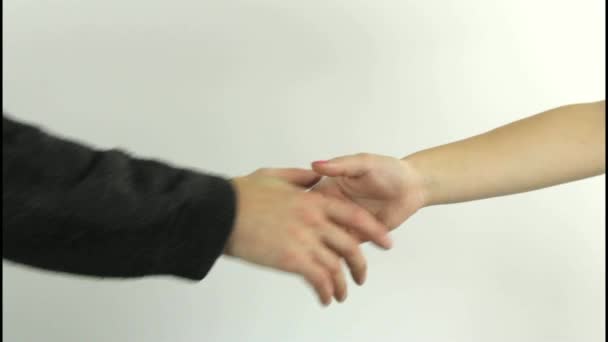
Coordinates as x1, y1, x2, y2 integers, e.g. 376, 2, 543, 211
404, 101, 606, 206
2, 115, 236, 280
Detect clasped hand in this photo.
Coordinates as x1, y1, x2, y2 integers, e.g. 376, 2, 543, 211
225, 153, 424, 306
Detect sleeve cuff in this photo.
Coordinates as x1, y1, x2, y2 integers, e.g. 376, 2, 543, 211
163, 173, 237, 280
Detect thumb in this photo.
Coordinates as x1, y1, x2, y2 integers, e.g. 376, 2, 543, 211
311, 154, 371, 178
263, 168, 322, 188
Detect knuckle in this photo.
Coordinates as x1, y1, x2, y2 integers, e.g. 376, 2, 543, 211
329, 259, 341, 273
296, 206, 324, 226
320, 273, 332, 291
287, 225, 309, 241
303, 191, 324, 204
351, 208, 369, 225
278, 250, 300, 271
344, 243, 361, 258
309, 272, 325, 288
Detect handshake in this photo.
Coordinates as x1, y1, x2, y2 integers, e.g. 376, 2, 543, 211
214, 101, 608, 306
224, 153, 425, 306
3, 101, 602, 307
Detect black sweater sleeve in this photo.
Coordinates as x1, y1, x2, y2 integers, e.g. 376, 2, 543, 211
2, 115, 236, 280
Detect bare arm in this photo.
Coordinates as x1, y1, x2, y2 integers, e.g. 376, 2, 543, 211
406, 101, 605, 206
312, 101, 605, 231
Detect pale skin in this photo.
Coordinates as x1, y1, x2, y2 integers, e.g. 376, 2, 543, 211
220, 101, 604, 306
312, 101, 606, 234
223, 168, 393, 306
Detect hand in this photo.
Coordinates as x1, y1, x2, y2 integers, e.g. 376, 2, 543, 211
225, 168, 392, 306
311, 153, 428, 233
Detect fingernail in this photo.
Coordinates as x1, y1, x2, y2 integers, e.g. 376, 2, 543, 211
312, 160, 328, 165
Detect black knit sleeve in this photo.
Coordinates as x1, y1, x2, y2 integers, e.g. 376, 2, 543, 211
2, 115, 236, 280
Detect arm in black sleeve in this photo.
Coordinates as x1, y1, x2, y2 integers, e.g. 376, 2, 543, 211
2, 115, 236, 280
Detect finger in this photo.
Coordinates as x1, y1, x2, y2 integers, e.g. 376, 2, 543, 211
295, 261, 334, 306
346, 228, 369, 244
325, 199, 393, 249
320, 223, 368, 285
262, 168, 322, 188
311, 154, 372, 178
313, 246, 347, 302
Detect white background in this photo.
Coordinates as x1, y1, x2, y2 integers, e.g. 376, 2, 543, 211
2, 1, 605, 341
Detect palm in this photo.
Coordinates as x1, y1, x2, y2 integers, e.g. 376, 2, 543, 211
313, 155, 425, 230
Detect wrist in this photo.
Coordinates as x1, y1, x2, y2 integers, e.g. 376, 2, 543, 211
400, 155, 435, 208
